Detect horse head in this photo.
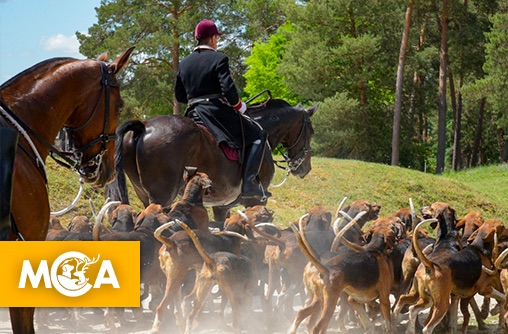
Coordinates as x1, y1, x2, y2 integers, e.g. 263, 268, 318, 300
62, 47, 135, 187
283, 102, 318, 178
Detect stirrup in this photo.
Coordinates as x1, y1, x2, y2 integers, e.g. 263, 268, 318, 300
242, 182, 271, 202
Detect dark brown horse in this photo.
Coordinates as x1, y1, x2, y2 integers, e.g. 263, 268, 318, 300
107, 98, 318, 221
0, 47, 134, 333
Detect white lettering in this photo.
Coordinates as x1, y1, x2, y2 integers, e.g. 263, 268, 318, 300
18, 260, 51, 288
94, 260, 120, 288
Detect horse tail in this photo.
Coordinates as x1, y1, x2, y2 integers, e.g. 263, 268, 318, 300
106, 120, 146, 204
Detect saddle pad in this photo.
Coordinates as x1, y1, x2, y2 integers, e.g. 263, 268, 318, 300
197, 124, 239, 161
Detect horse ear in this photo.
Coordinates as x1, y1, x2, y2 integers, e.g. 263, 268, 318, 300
183, 166, 198, 182
111, 46, 135, 74
97, 52, 109, 62
306, 103, 320, 117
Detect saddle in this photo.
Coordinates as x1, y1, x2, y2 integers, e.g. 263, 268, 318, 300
197, 124, 239, 162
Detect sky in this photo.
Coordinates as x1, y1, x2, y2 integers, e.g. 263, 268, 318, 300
0, 0, 101, 84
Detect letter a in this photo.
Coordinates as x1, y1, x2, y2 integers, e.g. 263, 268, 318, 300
94, 260, 120, 288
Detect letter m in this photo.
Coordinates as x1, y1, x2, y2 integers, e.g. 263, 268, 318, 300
18, 260, 51, 288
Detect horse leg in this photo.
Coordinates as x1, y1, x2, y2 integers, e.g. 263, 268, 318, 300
10, 307, 35, 334
212, 206, 232, 223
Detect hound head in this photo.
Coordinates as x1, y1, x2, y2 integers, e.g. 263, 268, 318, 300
303, 206, 332, 232
343, 200, 381, 228
420, 202, 457, 232
183, 166, 213, 195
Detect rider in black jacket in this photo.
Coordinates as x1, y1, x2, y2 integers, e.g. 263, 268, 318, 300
175, 19, 270, 201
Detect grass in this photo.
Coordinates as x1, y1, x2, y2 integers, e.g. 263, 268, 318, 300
47, 157, 508, 227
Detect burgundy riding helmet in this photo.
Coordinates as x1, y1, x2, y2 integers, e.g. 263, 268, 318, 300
194, 20, 222, 40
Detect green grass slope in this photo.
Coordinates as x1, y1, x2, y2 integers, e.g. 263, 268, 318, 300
47, 157, 508, 227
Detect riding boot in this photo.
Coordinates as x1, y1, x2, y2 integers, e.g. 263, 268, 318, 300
241, 131, 271, 201
0, 127, 18, 240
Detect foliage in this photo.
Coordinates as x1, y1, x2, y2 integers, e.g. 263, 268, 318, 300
75, 0, 508, 173
244, 23, 298, 104
482, 13, 508, 127
48, 158, 508, 228
77, 0, 259, 118
276, 1, 402, 162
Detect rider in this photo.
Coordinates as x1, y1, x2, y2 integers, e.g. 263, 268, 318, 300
174, 19, 270, 201
0, 126, 18, 240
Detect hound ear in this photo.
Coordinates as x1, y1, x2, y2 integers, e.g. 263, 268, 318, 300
475, 216, 484, 228
183, 166, 198, 182
325, 212, 332, 224
452, 208, 458, 224
384, 232, 396, 250
497, 224, 508, 237
363, 230, 373, 243
467, 229, 479, 243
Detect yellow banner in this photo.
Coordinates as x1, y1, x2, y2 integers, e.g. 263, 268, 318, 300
0, 241, 140, 307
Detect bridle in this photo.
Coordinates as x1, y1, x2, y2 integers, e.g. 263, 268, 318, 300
281, 109, 311, 172
0, 61, 118, 183
52, 61, 119, 180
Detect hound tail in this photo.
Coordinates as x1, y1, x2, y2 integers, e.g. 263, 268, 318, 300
290, 223, 329, 283
153, 222, 178, 251
412, 218, 439, 271
177, 220, 216, 271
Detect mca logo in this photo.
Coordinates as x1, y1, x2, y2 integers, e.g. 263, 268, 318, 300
53, 252, 102, 297
19, 251, 119, 297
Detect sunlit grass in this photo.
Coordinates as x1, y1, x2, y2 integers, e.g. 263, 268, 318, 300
47, 157, 508, 226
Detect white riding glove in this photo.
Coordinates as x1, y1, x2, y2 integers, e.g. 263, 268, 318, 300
237, 101, 247, 114
234, 101, 247, 114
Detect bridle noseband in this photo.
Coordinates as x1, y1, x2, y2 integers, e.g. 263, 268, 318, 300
282, 110, 311, 172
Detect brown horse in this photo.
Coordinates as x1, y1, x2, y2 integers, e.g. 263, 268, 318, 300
0, 47, 134, 333
107, 98, 318, 221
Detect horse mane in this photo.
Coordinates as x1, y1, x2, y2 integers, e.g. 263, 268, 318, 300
0, 57, 76, 89
248, 98, 294, 115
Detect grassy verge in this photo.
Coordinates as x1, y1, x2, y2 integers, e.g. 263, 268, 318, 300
47, 157, 508, 226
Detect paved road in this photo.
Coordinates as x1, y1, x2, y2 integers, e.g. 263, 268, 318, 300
0, 294, 502, 333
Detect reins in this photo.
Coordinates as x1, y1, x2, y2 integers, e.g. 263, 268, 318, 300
270, 108, 311, 188
245, 90, 311, 189
50, 62, 118, 181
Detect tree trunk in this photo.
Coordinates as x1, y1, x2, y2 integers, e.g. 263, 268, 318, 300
500, 129, 508, 162
172, 37, 182, 116
449, 68, 463, 170
392, 1, 414, 166
436, 1, 449, 174
471, 98, 486, 167
411, 19, 428, 171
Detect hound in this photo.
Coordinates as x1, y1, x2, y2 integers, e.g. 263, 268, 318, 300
164, 167, 212, 233
152, 218, 252, 332
394, 202, 505, 334
94, 203, 169, 330
177, 220, 257, 334
288, 211, 397, 334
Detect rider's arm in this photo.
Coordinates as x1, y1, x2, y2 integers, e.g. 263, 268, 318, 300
216, 55, 242, 109
174, 71, 188, 104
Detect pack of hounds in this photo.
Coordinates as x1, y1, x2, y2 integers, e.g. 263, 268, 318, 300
33, 167, 508, 334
